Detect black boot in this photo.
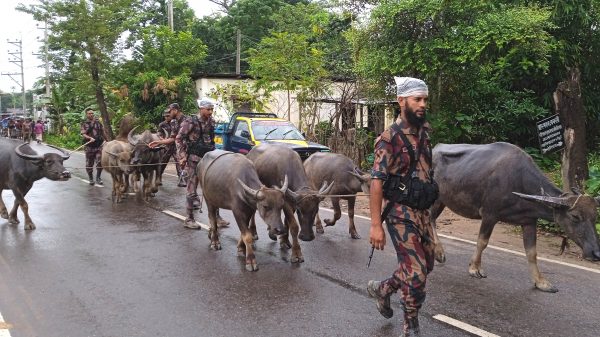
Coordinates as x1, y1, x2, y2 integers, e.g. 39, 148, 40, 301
367, 280, 393, 319
402, 316, 420, 337
88, 174, 95, 186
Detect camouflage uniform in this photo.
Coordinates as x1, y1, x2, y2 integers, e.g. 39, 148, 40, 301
158, 119, 181, 176
22, 120, 32, 142
370, 118, 435, 321
80, 118, 105, 182
176, 114, 215, 216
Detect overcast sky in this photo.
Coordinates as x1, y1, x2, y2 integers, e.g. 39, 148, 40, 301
0, 0, 220, 93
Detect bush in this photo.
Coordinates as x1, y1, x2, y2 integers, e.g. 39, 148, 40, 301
45, 130, 82, 150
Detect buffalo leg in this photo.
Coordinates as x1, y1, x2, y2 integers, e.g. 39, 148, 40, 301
315, 214, 324, 234
279, 204, 294, 249
523, 224, 557, 292
8, 198, 20, 225
0, 191, 8, 219
207, 204, 221, 250
346, 197, 360, 239
324, 197, 342, 227
248, 213, 259, 241
429, 200, 447, 263
468, 218, 496, 278
234, 211, 258, 271
17, 197, 35, 230
284, 204, 303, 263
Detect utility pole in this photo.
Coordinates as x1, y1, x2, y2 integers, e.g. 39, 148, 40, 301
2, 39, 25, 116
34, 20, 51, 120
167, 0, 174, 32
236, 29, 241, 75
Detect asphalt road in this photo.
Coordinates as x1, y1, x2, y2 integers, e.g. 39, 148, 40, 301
0, 148, 599, 337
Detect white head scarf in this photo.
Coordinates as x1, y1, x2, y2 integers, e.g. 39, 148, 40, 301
394, 77, 428, 97
196, 99, 215, 109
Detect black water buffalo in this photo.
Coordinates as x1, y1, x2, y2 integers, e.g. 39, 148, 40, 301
0, 139, 71, 230
101, 140, 134, 203
431, 142, 600, 292
128, 127, 162, 200
246, 144, 333, 263
304, 152, 370, 239
198, 150, 288, 271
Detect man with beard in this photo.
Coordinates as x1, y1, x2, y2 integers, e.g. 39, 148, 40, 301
366, 77, 438, 337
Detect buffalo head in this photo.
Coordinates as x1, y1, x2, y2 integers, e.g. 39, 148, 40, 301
513, 192, 600, 261
15, 143, 71, 181
349, 168, 371, 194
238, 175, 288, 237
286, 180, 334, 241
128, 127, 162, 165
106, 150, 135, 174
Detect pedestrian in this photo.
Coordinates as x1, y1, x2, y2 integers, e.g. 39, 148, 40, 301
22, 118, 32, 142
8, 118, 16, 139
150, 105, 183, 185
175, 99, 228, 229
34, 119, 44, 143
367, 77, 439, 337
80, 108, 107, 186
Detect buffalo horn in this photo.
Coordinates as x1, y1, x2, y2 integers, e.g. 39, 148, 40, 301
348, 171, 369, 183
46, 144, 71, 160
512, 192, 571, 208
127, 126, 139, 145
15, 143, 42, 161
238, 179, 261, 200
279, 175, 289, 194
318, 180, 334, 195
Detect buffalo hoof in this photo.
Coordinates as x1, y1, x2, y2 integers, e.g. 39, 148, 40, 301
237, 248, 245, 257
468, 267, 487, 279
535, 280, 558, 293
253, 233, 259, 241
0, 211, 8, 219
316, 225, 324, 234
246, 261, 259, 272
24, 222, 36, 230
350, 231, 361, 239
290, 254, 304, 263
210, 242, 222, 250
8, 216, 19, 225
268, 232, 278, 241
434, 246, 446, 263
280, 240, 292, 250
324, 219, 336, 227
217, 218, 229, 227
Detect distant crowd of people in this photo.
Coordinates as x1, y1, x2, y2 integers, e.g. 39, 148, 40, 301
0, 117, 47, 143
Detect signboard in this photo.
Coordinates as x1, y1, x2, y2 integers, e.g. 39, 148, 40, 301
536, 114, 564, 154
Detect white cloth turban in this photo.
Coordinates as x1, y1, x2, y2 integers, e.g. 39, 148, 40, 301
394, 77, 428, 97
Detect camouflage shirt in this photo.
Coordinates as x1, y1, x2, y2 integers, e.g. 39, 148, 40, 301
169, 114, 185, 140
371, 118, 433, 224
175, 114, 215, 163
80, 118, 105, 148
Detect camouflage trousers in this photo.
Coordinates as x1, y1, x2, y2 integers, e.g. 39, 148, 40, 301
185, 159, 199, 216
379, 216, 435, 319
85, 146, 103, 177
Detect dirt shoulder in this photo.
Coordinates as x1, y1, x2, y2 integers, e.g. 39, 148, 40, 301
322, 197, 600, 271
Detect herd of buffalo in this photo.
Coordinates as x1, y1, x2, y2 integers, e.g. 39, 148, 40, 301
1, 127, 599, 292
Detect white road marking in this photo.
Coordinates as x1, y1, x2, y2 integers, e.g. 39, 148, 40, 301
162, 210, 210, 230
434, 314, 501, 337
0, 312, 12, 337
318, 207, 600, 274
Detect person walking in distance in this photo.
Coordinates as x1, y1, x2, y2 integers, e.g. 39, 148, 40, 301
22, 118, 32, 142
149, 103, 186, 186
175, 99, 229, 229
34, 119, 44, 143
367, 77, 439, 337
81, 108, 107, 186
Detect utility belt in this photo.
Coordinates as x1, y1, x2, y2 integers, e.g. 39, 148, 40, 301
383, 174, 439, 211
187, 139, 214, 157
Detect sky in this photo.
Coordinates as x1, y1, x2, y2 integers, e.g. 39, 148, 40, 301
0, 0, 221, 94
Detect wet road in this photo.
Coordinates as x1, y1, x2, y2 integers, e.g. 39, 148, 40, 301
1, 149, 599, 337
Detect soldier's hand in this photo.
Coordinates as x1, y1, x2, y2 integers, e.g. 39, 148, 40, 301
369, 224, 386, 251
148, 141, 159, 148
180, 160, 186, 168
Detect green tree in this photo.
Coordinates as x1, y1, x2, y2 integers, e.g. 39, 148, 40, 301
19, 0, 140, 139
247, 31, 328, 120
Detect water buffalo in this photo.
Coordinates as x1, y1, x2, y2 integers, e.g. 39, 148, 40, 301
128, 127, 162, 200
431, 142, 600, 292
304, 152, 370, 239
0, 139, 71, 230
101, 140, 134, 203
198, 150, 288, 271
246, 144, 333, 263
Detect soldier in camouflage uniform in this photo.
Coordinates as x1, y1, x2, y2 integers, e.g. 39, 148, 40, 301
367, 77, 437, 337
81, 108, 107, 186
155, 109, 181, 181
175, 99, 229, 229
150, 103, 186, 186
